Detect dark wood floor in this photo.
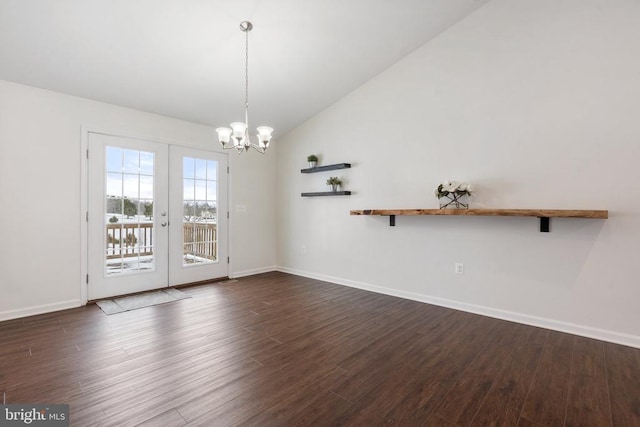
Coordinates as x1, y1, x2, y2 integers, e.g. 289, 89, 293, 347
1, 272, 639, 426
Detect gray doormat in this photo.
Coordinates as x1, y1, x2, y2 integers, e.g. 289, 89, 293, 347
96, 288, 191, 315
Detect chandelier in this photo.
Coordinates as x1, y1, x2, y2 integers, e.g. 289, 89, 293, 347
216, 21, 273, 154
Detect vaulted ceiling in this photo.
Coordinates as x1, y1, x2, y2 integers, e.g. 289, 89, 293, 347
0, 0, 488, 137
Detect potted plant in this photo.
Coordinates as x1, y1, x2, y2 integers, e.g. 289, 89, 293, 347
326, 176, 342, 192
307, 154, 318, 168
434, 181, 473, 209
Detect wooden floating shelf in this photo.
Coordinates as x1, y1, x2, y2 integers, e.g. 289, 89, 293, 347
350, 208, 608, 232
302, 191, 351, 197
301, 163, 351, 173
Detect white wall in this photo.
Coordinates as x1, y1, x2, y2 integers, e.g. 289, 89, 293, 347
0, 80, 276, 319
229, 142, 277, 277
276, 0, 640, 347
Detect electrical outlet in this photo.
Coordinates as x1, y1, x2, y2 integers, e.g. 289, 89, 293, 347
301, 245, 307, 254
455, 262, 464, 275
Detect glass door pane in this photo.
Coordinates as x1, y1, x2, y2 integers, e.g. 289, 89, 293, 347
104, 146, 155, 275
182, 157, 217, 266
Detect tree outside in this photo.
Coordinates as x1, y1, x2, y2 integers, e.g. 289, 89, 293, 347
123, 198, 137, 218
143, 202, 153, 219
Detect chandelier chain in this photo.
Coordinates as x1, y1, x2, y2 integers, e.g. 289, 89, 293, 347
245, 27, 249, 112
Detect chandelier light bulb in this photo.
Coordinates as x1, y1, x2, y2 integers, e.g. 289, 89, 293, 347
256, 126, 274, 147
215, 127, 232, 144
230, 122, 248, 139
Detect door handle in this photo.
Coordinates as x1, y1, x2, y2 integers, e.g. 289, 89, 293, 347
161, 221, 168, 227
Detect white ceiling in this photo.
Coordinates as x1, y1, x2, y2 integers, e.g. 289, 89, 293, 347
0, 0, 488, 137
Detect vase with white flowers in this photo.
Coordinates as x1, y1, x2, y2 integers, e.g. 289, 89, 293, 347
435, 181, 473, 209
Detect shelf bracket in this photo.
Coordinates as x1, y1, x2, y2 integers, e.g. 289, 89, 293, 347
389, 215, 395, 227
539, 217, 550, 232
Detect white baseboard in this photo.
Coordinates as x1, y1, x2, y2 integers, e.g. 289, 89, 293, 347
276, 266, 640, 349
231, 265, 277, 279
0, 300, 83, 322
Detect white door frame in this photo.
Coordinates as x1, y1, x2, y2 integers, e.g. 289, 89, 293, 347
80, 126, 230, 304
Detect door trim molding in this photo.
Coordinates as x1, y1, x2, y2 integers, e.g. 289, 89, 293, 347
80, 126, 89, 305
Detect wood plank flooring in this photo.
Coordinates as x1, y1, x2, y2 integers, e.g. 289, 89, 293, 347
1, 272, 639, 426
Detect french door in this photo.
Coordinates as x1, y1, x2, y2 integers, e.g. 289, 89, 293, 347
168, 145, 228, 286
87, 132, 227, 300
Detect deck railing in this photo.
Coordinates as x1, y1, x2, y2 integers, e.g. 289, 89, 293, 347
183, 222, 217, 260
105, 222, 217, 260
106, 223, 153, 259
